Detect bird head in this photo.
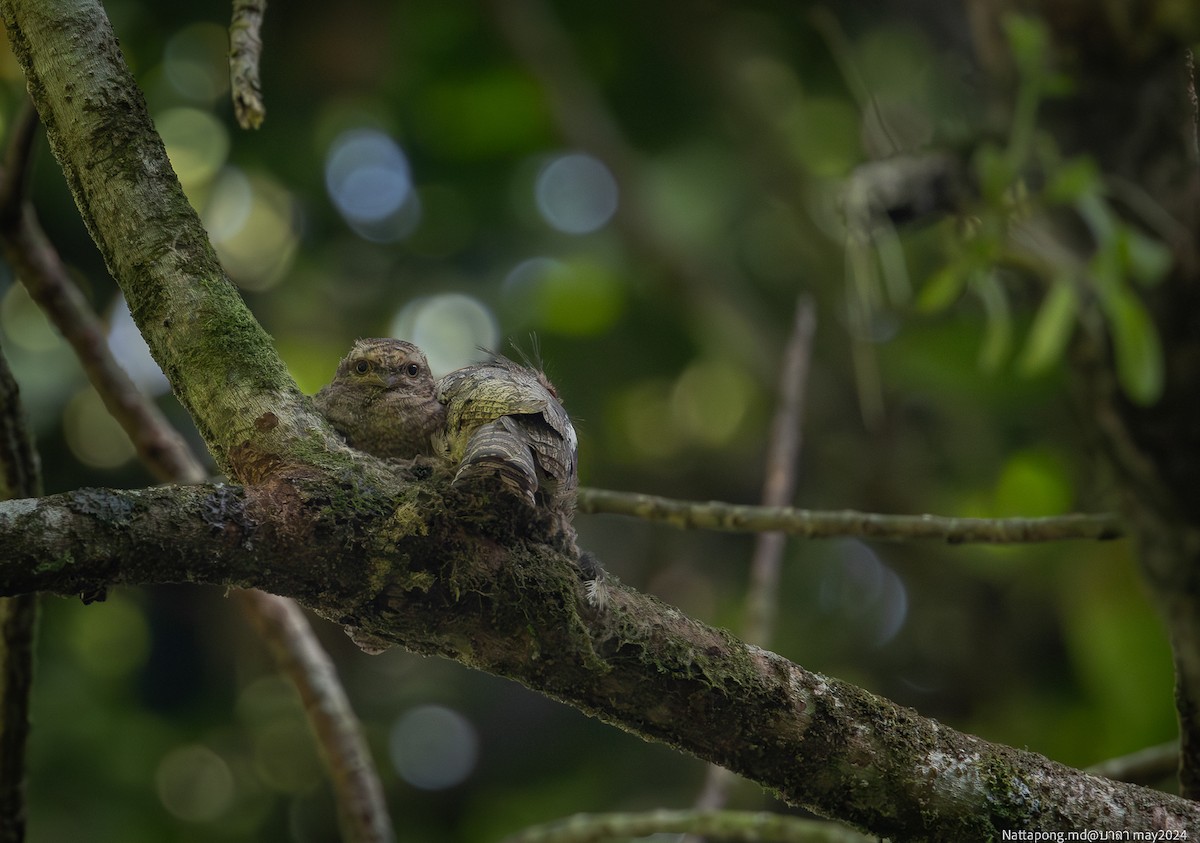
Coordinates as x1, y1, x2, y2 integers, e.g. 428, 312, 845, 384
334, 338, 435, 397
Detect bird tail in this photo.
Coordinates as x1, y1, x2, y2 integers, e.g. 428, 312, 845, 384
453, 420, 538, 506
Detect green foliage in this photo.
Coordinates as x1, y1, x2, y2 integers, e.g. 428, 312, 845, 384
1104, 287, 1165, 405
913, 13, 1168, 404
1018, 279, 1078, 376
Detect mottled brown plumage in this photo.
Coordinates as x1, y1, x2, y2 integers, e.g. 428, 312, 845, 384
314, 338, 445, 459
435, 355, 607, 606
434, 356, 578, 512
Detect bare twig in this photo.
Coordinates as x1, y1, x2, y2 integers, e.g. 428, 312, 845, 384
743, 298, 817, 646
0, 100, 37, 227
692, 298, 817, 821
237, 591, 394, 843
576, 488, 1124, 544
0, 103, 391, 838
809, 6, 901, 157
498, 809, 874, 843
0, 102, 207, 485
0, 352, 38, 503
1088, 740, 1179, 787
0, 341, 40, 843
1186, 50, 1199, 167
229, 0, 267, 129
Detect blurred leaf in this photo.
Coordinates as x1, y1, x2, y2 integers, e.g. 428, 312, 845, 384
415, 70, 551, 159
993, 449, 1073, 517
1003, 15, 1050, 81
1087, 236, 1123, 303
974, 270, 1012, 372
973, 143, 1016, 203
1019, 280, 1079, 376
1043, 156, 1100, 205
1120, 226, 1172, 287
1106, 289, 1164, 405
917, 263, 970, 312
1075, 191, 1116, 244
786, 96, 862, 177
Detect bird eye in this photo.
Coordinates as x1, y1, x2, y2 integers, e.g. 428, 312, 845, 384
405, 363, 421, 377
353, 360, 371, 375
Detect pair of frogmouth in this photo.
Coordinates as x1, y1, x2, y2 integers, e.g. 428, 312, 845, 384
314, 337, 577, 514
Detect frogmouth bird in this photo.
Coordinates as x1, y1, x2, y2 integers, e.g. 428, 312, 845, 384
313, 338, 445, 459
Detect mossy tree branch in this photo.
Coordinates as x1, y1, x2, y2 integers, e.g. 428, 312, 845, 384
0, 480, 1196, 839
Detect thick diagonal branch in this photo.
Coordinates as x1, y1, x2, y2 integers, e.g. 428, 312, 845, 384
0, 481, 1193, 840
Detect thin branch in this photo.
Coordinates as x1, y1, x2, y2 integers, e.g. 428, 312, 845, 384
744, 298, 817, 646
1088, 741, 1180, 787
0, 106, 208, 485
0, 99, 37, 226
229, 0, 267, 130
499, 810, 871, 843
0, 349, 38, 504
576, 488, 1125, 544
692, 298, 817, 820
1186, 49, 1199, 167
237, 591, 394, 843
0, 339, 40, 843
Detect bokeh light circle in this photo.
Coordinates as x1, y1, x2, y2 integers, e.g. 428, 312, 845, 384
163, 22, 230, 103
325, 129, 413, 225
389, 704, 479, 791
64, 387, 136, 469
155, 744, 235, 823
388, 293, 499, 376
157, 107, 230, 187
534, 152, 618, 234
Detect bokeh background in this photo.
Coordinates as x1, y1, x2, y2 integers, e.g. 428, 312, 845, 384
0, 1, 1178, 841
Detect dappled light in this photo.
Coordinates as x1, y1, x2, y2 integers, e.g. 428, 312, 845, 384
1, 281, 58, 352
64, 386, 136, 469
163, 22, 230, 103
159, 107, 230, 188
818, 541, 909, 648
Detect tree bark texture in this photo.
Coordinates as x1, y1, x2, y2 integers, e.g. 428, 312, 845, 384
0, 482, 1197, 839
